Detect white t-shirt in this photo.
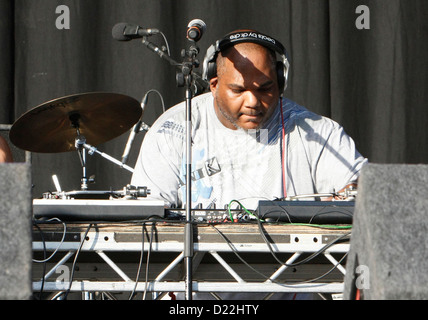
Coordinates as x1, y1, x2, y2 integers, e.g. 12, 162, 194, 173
131, 93, 367, 209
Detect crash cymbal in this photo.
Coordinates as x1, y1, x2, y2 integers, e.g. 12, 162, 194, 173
10, 92, 142, 153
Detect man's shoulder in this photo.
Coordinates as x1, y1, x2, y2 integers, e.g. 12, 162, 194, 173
283, 99, 342, 135
282, 98, 340, 131
149, 92, 213, 139
283, 98, 316, 119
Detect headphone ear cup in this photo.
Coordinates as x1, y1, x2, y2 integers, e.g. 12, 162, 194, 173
202, 44, 219, 81
206, 61, 217, 81
276, 61, 286, 93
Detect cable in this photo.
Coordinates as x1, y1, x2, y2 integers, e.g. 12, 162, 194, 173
210, 224, 351, 286
219, 199, 352, 275
145, 89, 166, 113
253, 198, 354, 229
257, 217, 351, 268
159, 32, 171, 57
63, 223, 93, 300
280, 99, 287, 198
226, 199, 255, 222
143, 223, 155, 300
32, 218, 67, 263
127, 221, 155, 300
32, 223, 47, 299
210, 224, 274, 281
129, 222, 146, 300
298, 252, 349, 284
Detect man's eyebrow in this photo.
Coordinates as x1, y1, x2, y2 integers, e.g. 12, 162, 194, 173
227, 80, 274, 89
227, 83, 245, 90
258, 80, 275, 88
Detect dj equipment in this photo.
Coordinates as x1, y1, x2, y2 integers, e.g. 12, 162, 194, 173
166, 207, 247, 223
33, 198, 165, 222
165, 200, 355, 224
256, 200, 355, 224
33, 198, 355, 224
33, 185, 164, 222
202, 29, 290, 93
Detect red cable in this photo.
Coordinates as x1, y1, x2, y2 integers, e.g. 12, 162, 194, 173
280, 99, 287, 198
355, 289, 361, 300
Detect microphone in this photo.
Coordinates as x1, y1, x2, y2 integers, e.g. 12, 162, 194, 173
121, 94, 149, 165
112, 22, 160, 41
186, 19, 207, 42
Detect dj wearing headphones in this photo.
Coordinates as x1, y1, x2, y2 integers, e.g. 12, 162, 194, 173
131, 29, 367, 211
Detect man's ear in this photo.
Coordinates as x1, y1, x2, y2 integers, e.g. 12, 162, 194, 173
209, 77, 218, 94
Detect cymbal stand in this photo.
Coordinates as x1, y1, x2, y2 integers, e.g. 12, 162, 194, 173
70, 112, 90, 191
74, 135, 90, 191
83, 143, 134, 173
74, 135, 135, 188
69, 111, 135, 190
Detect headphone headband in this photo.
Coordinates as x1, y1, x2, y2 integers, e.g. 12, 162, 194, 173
217, 30, 286, 57
202, 29, 290, 93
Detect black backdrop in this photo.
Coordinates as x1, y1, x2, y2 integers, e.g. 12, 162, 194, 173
0, 0, 427, 198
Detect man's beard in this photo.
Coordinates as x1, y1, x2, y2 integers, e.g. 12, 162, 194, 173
215, 96, 264, 131
217, 103, 242, 130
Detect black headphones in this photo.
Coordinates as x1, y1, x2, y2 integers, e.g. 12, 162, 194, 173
202, 29, 290, 94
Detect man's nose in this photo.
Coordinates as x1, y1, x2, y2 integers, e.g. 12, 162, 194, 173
243, 90, 260, 108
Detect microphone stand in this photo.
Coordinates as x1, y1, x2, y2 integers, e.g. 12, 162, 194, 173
139, 33, 202, 300
177, 40, 201, 301
141, 36, 180, 67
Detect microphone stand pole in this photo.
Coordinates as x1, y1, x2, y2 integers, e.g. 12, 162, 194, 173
179, 40, 200, 301
140, 33, 201, 301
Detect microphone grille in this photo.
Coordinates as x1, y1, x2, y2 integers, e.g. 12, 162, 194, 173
112, 23, 130, 41
188, 19, 207, 32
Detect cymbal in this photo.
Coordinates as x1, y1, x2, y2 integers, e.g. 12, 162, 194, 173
10, 92, 142, 153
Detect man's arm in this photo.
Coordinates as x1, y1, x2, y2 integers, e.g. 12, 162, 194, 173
307, 117, 367, 197
0, 136, 13, 163
131, 122, 184, 207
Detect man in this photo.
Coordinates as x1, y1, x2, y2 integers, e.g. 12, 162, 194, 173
0, 136, 13, 163
132, 29, 366, 300
131, 30, 367, 210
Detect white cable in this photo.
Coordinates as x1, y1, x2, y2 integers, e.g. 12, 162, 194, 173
33, 218, 67, 263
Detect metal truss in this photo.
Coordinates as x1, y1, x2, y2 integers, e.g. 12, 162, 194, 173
32, 222, 350, 299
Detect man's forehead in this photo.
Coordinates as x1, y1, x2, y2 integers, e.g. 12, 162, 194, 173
223, 42, 273, 58
222, 45, 275, 72
221, 60, 277, 89
215, 41, 277, 81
